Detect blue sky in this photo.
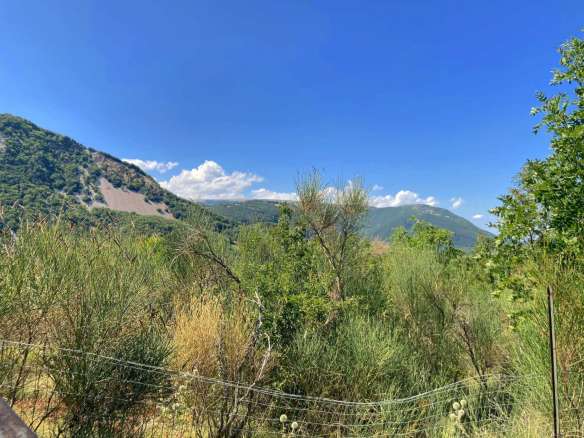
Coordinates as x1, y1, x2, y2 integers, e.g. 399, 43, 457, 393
1, 1, 583, 229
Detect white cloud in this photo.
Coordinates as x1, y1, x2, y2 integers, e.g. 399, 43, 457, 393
369, 190, 438, 208
372, 184, 383, 192
123, 158, 179, 173
157, 162, 439, 209
250, 188, 298, 201
472, 214, 484, 220
450, 197, 463, 209
160, 160, 263, 200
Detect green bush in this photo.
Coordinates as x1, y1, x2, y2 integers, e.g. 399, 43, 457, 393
279, 314, 403, 401
382, 244, 503, 390
0, 223, 173, 435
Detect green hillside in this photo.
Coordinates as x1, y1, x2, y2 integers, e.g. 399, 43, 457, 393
204, 200, 492, 249
363, 204, 492, 249
201, 199, 283, 224
0, 114, 230, 232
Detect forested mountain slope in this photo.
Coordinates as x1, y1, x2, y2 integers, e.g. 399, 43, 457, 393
0, 114, 230, 231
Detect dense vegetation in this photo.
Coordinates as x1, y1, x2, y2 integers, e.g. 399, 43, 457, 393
0, 32, 583, 437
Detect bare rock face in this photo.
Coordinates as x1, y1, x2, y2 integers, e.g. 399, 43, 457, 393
95, 178, 173, 218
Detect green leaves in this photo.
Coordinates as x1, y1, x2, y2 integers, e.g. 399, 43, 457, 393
390, 217, 462, 262
494, 32, 584, 252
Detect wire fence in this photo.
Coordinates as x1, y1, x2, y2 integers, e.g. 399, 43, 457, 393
1, 339, 583, 437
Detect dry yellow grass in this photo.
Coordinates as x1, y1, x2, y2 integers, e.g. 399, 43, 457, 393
468, 409, 552, 438
370, 238, 390, 256
171, 293, 256, 379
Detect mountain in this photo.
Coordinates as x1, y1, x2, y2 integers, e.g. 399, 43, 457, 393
204, 200, 492, 249
0, 114, 230, 232
0, 114, 491, 248
363, 204, 492, 249
201, 199, 283, 225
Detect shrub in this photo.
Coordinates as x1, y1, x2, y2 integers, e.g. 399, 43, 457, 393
383, 244, 504, 389
0, 223, 174, 435
280, 314, 403, 402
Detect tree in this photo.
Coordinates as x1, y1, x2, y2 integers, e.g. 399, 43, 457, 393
296, 171, 368, 303
390, 218, 461, 261
493, 32, 584, 250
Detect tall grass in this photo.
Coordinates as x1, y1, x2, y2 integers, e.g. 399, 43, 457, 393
172, 293, 267, 380
506, 251, 584, 434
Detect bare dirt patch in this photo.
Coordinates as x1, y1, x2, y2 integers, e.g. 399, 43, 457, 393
95, 178, 173, 218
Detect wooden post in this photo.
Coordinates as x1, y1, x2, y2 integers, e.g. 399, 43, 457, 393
547, 285, 560, 438
0, 397, 37, 437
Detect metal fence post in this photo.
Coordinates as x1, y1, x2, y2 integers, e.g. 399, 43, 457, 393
547, 285, 560, 438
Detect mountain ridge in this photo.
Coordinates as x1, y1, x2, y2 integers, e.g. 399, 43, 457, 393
203, 199, 492, 249
0, 113, 491, 249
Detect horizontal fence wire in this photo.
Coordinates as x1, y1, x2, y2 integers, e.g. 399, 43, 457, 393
1, 339, 583, 437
